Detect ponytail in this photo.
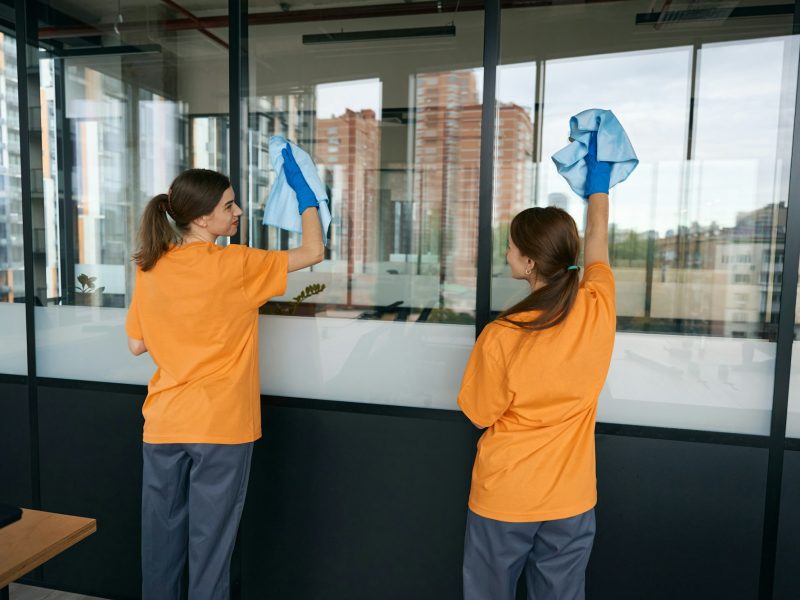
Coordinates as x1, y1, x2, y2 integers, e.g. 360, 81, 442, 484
498, 206, 581, 332
132, 193, 178, 271
500, 269, 580, 331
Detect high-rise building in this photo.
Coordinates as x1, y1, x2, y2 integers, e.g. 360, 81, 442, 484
316, 108, 380, 275
0, 32, 22, 303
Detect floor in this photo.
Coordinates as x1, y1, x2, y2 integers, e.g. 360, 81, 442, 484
7, 584, 106, 600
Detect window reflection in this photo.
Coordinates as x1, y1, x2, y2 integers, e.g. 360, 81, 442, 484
0, 32, 22, 304
0, 26, 27, 375
249, 15, 484, 322
32, 1, 230, 313
492, 35, 798, 341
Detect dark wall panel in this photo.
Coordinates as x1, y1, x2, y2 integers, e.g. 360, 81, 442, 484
37, 385, 144, 600
589, 436, 767, 600
240, 402, 480, 600
775, 449, 800, 599
242, 409, 770, 600
18, 387, 774, 600
0, 381, 32, 508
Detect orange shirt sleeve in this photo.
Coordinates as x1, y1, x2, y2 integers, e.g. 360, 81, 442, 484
125, 267, 143, 340
241, 248, 289, 307
457, 325, 511, 428
581, 262, 616, 319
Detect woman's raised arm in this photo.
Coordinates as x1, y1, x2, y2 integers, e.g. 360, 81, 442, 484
281, 145, 325, 273
583, 133, 611, 266
288, 207, 324, 272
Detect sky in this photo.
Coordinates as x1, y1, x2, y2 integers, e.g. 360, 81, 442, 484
315, 78, 382, 119
535, 36, 798, 234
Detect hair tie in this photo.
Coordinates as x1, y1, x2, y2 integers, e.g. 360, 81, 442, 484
166, 193, 175, 218
567, 265, 580, 271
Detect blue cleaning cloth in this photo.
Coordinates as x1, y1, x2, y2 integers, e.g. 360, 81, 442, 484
263, 135, 332, 245
551, 109, 638, 198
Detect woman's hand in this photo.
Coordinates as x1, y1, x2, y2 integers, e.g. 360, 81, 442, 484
282, 145, 319, 215
584, 132, 611, 198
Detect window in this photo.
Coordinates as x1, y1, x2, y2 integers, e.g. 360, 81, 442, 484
0, 27, 26, 375
247, 7, 485, 407
34, 1, 230, 383
496, 1, 798, 433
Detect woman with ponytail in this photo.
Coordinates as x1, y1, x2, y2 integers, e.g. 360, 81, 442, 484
125, 147, 323, 600
459, 133, 615, 600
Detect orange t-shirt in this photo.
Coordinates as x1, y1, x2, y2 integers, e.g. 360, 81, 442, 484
458, 262, 616, 522
125, 242, 288, 444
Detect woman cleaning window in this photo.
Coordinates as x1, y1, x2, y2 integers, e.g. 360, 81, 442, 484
459, 131, 617, 600
126, 146, 323, 600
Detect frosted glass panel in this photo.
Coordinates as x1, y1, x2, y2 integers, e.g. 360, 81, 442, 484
787, 341, 800, 438
35, 306, 155, 384
0, 303, 27, 375
601, 333, 774, 435
37, 304, 775, 433
259, 316, 474, 408
34, 307, 475, 411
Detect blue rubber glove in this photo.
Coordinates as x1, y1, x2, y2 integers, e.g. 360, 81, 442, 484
584, 132, 611, 198
281, 145, 319, 215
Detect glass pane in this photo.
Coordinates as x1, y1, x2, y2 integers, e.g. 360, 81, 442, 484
787, 275, 800, 437
248, 5, 483, 406
495, 1, 798, 433
0, 14, 26, 374
34, 1, 229, 382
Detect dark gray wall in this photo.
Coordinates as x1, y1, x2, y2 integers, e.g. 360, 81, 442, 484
36, 384, 144, 599
775, 449, 800, 599
0, 381, 31, 508
590, 436, 767, 600
240, 402, 478, 600
3, 384, 785, 600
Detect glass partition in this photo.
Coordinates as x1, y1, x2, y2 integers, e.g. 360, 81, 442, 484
494, 1, 798, 433
0, 16, 26, 375
248, 8, 484, 323
246, 5, 484, 407
787, 278, 800, 437
22, 0, 800, 425
34, 1, 229, 382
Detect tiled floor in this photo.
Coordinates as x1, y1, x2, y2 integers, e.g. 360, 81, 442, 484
7, 583, 107, 600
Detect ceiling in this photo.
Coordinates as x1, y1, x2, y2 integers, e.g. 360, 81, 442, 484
44, 0, 411, 25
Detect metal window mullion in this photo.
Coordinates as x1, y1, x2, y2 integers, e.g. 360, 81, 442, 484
54, 57, 75, 307
475, 0, 500, 337
758, 11, 800, 598
229, 0, 248, 247
15, 0, 41, 508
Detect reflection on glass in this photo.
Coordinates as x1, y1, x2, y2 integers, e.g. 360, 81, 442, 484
492, 35, 798, 340
494, 2, 797, 434
34, 2, 230, 380
788, 275, 800, 437
248, 12, 484, 323
0, 26, 27, 375
35, 2, 230, 311
0, 31, 22, 303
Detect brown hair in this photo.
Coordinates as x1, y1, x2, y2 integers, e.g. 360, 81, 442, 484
499, 206, 581, 331
132, 169, 231, 271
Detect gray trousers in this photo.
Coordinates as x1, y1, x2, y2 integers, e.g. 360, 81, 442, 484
141, 442, 253, 600
463, 508, 595, 600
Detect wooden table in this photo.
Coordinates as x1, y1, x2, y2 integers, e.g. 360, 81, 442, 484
0, 509, 96, 599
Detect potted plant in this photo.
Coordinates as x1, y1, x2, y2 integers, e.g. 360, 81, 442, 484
260, 283, 326, 316
74, 274, 105, 307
